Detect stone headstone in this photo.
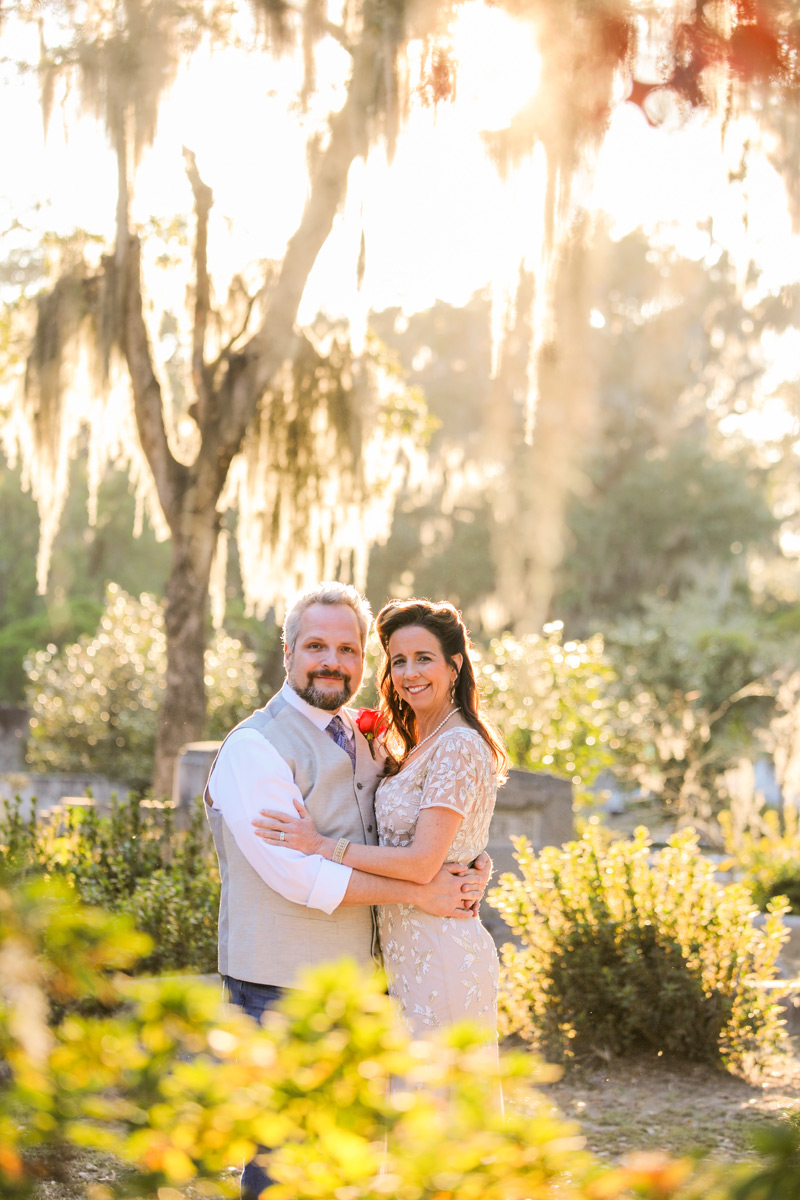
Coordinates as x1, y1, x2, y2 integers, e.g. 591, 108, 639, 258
0, 707, 29, 772
173, 741, 222, 810
488, 768, 574, 873
482, 768, 574, 942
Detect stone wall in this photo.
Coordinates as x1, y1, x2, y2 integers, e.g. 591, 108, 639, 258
0, 771, 122, 816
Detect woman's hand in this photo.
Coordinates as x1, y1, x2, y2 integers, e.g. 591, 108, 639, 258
252, 798, 329, 857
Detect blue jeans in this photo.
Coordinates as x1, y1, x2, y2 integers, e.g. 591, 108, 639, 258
223, 976, 287, 1200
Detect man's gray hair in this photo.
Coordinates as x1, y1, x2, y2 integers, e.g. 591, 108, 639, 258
282, 582, 372, 653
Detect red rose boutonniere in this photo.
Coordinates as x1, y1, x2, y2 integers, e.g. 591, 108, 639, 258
355, 707, 388, 758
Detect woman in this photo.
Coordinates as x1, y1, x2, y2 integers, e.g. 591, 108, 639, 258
253, 598, 507, 1041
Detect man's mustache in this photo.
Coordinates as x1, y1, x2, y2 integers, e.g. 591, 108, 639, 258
312, 669, 348, 680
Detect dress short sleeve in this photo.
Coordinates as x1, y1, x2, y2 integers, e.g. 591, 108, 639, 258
418, 729, 489, 818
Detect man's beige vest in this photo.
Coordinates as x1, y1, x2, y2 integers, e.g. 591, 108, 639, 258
205, 691, 383, 988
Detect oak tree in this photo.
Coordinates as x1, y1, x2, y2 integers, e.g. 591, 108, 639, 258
2, 0, 798, 792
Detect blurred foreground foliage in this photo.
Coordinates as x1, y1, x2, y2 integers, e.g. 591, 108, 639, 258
490, 824, 790, 1069
1, 874, 800, 1200
24, 584, 260, 790
0, 793, 219, 975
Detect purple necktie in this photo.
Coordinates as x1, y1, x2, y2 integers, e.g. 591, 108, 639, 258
327, 714, 356, 771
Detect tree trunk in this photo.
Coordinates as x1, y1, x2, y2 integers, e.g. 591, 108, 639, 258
122, 21, 380, 797
151, 507, 218, 799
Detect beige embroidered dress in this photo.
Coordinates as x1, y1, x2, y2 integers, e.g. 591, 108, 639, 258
375, 726, 499, 1040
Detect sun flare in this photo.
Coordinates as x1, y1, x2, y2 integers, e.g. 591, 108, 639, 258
448, 4, 542, 132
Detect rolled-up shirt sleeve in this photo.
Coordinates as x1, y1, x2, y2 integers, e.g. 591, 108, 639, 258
207, 728, 352, 914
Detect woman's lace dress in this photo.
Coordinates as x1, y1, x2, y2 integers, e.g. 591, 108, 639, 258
375, 726, 499, 1040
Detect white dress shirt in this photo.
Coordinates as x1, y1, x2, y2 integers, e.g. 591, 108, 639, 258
208, 683, 354, 914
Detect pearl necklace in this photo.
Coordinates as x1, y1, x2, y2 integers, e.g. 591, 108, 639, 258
413, 708, 460, 754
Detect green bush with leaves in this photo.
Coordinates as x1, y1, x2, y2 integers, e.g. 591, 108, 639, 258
123, 861, 219, 975
0, 598, 104, 709
489, 824, 789, 1068
720, 800, 800, 915
604, 588, 785, 824
474, 624, 617, 803
25, 583, 260, 790
3, 874, 800, 1200
0, 792, 219, 974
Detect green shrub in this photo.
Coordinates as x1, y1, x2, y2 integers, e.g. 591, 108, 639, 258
1, 791, 166, 900
489, 824, 789, 1068
604, 589, 783, 823
720, 801, 800, 915
0, 792, 219, 974
119, 808, 221, 975
474, 625, 617, 804
119, 867, 218, 975
25, 583, 260, 789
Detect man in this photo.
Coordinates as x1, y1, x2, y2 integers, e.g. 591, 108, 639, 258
205, 582, 489, 1198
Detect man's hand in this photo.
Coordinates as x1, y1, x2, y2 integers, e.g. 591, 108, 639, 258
443, 851, 494, 915
414, 852, 494, 918
415, 863, 482, 918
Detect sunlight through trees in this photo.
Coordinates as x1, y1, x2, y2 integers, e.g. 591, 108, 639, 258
2, 0, 799, 792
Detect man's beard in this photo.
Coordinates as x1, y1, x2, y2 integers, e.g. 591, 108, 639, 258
292, 671, 353, 711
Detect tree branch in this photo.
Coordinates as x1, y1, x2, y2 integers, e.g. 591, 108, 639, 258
209, 289, 258, 377
282, 0, 353, 54
194, 22, 378, 473
249, 36, 374, 393
121, 234, 187, 529
183, 146, 214, 429
706, 679, 776, 730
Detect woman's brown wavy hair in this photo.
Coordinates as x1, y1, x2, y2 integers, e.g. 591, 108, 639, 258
375, 598, 508, 782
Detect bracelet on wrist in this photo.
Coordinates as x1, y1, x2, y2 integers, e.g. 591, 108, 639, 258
332, 836, 350, 864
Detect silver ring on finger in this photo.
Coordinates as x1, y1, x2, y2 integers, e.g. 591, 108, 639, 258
279, 831, 285, 843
